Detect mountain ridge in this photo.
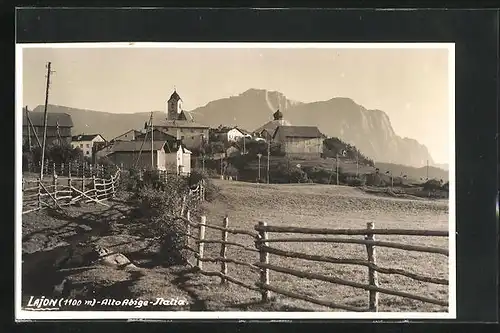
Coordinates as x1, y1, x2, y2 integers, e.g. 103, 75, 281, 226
30, 88, 441, 168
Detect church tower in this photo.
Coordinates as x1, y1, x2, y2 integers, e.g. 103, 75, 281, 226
166, 89, 183, 120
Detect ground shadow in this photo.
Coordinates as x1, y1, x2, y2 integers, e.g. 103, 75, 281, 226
171, 267, 208, 311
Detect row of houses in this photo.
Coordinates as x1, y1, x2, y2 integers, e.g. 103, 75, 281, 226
22, 90, 326, 175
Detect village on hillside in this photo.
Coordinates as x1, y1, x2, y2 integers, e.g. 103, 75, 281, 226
19, 52, 451, 315
22, 89, 449, 197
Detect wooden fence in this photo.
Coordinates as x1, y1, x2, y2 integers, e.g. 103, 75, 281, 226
179, 213, 449, 312
23, 160, 115, 179
22, 168, 121, 214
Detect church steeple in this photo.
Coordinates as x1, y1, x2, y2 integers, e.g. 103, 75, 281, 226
273, 109, 283, 121
166, 88, 183, 120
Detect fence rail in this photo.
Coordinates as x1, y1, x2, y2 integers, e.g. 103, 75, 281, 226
22, 167, 121, 214
180, 213, 449, 312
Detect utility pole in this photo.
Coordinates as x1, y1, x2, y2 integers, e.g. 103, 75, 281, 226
150, 112, 154, 170
336, 152, 339, 185
426, 159, 429, 180
243, 136, 246, 155
40, 62, 53, 181
356, 150, 359, 177
257, 153, 262, 182
267, 140, 270, 184
25, 106, 32, 151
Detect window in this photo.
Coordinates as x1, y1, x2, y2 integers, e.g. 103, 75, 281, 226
86, 144, 90, 148
86, 151, 89, 155
80, 144, 83, 148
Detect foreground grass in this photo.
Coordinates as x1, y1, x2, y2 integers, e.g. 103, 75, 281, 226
189, 179, 449, 312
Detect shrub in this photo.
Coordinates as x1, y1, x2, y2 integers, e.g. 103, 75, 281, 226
188, 168, 220, 202
303, 166, 333, 184
135, 186, 190, 265
269, 162, 309, 183
423, 179, 443, 191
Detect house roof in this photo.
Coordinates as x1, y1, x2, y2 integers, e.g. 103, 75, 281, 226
137, 128, 177, 140
169, 90, 181, 101
273, 126, 323, 139
108, 141, 166, 153
72, 134, 104, 142
254, 119, 292, 134
153, 119, 210, 129
23, 111, 73, 127
111, 129, 144, 141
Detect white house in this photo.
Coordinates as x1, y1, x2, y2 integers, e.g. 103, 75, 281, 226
176, 145, 192, 176
218, 127, 251, 143
71, 134, 106, 158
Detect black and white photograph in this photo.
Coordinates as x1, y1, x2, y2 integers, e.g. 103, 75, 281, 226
16, 43, 455, 320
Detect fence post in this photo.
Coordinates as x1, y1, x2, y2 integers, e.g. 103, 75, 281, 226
220, 215, 229, 284
61, 163, 64, 176
365, 222, 379, 312
111, 175, 116, 198
52, 173, 58, 201
68, 161, 72, 178
185, 210, 191, 248
257, 221, 270, 302
67, 177, 72, 204
37, 177, 42, 209
197, 215, 206, 270
82, 171, 85, 196
92, 175, 97, 200
44, 159, 48, 175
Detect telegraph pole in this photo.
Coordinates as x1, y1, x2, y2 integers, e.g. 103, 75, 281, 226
40, 62, 53, 180
356, 150, 359, 177
336, 152, 339, 185
257, 153, 262, 182
267, 140, 270, 184
150, 112, 154, 169
25, 106, 32, 151
426, 159, 429, 180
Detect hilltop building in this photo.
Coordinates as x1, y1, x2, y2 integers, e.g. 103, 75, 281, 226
22, 108, 74, 147
254, 109, 292, 140
150, 90, 210, 151
272, 126, 324, 157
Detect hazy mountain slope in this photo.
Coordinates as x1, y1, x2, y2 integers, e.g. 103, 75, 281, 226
32, 88, 440, 168
190, 89, 435, 167
32, 105, 160, 141
374, 162, 448, 182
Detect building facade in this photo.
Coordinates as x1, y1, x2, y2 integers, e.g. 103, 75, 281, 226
150, 90, 210, 152
272, 126, 324, 157
71, 134, 106, 159
106, 141, 168, 171
22, 109, 73, 147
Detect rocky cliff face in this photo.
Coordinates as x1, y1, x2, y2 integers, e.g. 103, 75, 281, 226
191, 90, 434, 167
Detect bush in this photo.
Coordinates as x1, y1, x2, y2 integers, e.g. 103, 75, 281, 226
269, 162, 309, 183
135, 186, 189, 265
188, 168, 220, 202
423, 179, 443, 191
303, 166, 333, 184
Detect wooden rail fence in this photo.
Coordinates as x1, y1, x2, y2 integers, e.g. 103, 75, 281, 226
23, 160, 115, 179
180, 213, 449, 312
22, 167, 121, 214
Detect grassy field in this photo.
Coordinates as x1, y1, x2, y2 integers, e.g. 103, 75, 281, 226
21, 178, 449, 312
188, 179, 449, 312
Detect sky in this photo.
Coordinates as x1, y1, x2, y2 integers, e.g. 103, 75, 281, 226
20, 45, 451, 163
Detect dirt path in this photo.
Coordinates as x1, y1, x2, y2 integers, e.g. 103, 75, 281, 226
21, 198, 198, 311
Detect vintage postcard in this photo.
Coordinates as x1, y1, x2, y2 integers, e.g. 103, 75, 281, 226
16, 43, 455, 320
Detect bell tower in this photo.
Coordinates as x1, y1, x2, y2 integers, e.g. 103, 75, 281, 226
166, 89, 183, 120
